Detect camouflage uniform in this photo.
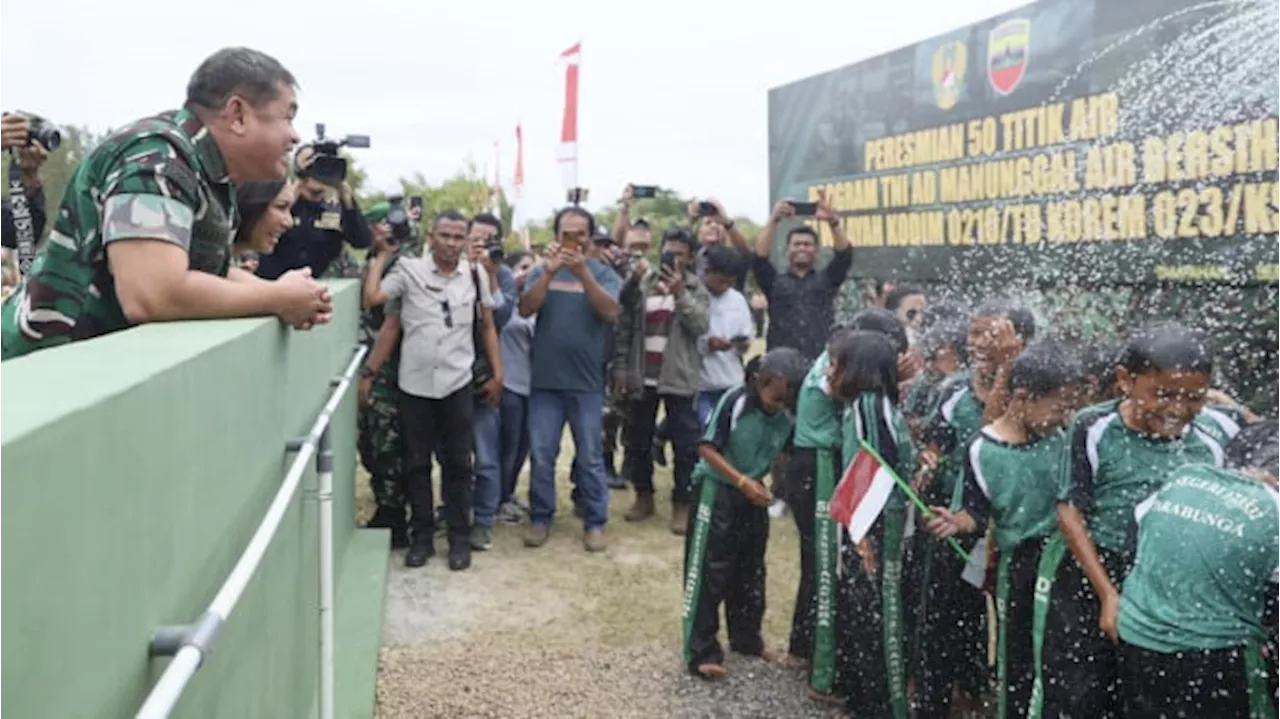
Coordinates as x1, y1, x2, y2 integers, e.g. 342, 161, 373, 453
322, 249, 363, 280
357, 241, 415, 511
2, 109, 235, 359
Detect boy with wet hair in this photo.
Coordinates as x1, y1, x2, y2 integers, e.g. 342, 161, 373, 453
1118, 419, 1279, 719
681, 347, 809, 679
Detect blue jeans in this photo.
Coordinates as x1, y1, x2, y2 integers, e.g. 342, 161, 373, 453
499, 389, 530, 504
697, 388, 730, 428
528, 389, 609, 530
473, 402, 502, 528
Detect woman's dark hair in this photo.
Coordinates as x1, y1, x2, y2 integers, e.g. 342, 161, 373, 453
1008, 340, 1084, 398
974, 299, 1036, 341
849, 307, 909, 354
922, 300, 969, 330
744, 354, 763, 385
884, 284, 925, 312
503, 250, 532, 269
756, 347, 810, 396
552, 205, 596, 236
919, 320, 969, 364
233, 180, 288, 248
1225, 419, 1280, 476
831, 330, 900, 402
703, 245, 743, 278
1119, 321, 1213, 376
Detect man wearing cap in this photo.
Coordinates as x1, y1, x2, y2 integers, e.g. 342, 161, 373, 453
612, 224, 710, 532
255, 144, 372, 280
356, 201, 414, 547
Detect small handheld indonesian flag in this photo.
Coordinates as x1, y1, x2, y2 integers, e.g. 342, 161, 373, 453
829, 444, 901, 544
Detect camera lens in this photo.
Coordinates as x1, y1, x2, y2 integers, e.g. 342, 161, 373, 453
30, 124, 61, 152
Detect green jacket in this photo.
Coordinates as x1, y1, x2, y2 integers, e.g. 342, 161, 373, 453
612, 268, 709, 398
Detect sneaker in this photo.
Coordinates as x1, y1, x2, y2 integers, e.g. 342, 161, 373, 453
768, 499, 790, 519
606, 467, 628, 490
583, 528, 607, 553
469, 524, 494, 551
523, 524, 551, 548
497, 501, 525, 526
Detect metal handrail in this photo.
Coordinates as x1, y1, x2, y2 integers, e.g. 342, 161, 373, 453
136, 344, 367, 719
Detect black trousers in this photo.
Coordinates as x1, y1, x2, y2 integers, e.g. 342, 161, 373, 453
784, 447, 819, 659
683, 482, 769, 670
625, 387, 699, 504
1040, 547, 1128, 719
914, 538, 989, 719
399, 386, 474, 546
1000, 541, 1042, 719
1120, 642, 1253, 719
834, 538, 895, 716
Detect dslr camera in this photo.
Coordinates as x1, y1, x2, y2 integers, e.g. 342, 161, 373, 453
7, 111, 61, 151
301, 122, 370, 186
385, 195, 413, 244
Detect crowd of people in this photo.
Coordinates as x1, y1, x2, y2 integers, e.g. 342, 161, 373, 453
1, 44, 1275, 719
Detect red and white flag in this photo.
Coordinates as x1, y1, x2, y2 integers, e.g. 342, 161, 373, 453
557, 42, 581, 190
829, 444, 900, 544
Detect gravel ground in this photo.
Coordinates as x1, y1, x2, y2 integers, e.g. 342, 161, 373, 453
376, 642, 833, 719
355, 377, 836, 718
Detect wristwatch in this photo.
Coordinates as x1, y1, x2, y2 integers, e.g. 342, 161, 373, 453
360, 366, 376, 379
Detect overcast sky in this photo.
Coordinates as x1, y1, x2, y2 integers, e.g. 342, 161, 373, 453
3, 0, 1025, 223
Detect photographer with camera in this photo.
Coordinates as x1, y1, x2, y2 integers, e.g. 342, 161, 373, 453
1, 47, 332, 361
255, 139, 372, 281
1, 112, 54, 260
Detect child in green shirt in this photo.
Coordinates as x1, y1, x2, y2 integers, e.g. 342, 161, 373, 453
925, 341, 1082, 719
681, 347, 808, 679
1118, 419, 1279, 719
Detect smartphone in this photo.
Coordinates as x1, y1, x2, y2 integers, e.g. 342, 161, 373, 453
409, 196, 424, 212
790, 201, 818, 216
730, 334, 750, 343
698, 201, 717, 217
660, 251, 678, 271
631, 184, 658, 199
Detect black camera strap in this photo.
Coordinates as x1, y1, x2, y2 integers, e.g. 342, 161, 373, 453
7, 150, 37, 277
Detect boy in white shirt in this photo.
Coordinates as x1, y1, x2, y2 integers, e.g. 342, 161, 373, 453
696, 246, 755, 426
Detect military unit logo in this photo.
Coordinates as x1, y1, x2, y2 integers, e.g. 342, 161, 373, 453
931, 41, 968, 110
988, 18, 1030, 95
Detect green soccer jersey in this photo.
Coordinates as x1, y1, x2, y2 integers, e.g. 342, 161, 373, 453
692, 384, 794, 486
923, 371, 985, 503
2, 109, 236, 360
903, 370, 945, 422
961, 429, 1067, 551
1061, 400, 1236, 557
1119, 464, 1280, 653
793, 349, 842, 450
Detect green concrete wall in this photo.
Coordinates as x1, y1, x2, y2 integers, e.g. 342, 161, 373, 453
1, 281, 387, 719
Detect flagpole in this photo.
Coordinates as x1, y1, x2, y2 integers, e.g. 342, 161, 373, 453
858, 440, 971, 563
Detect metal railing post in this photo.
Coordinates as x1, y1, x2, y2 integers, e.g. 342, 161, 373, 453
135, 345, 366, 719
317, 423, 336, 719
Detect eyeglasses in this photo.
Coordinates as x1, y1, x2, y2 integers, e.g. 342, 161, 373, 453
441, 299, 453, 328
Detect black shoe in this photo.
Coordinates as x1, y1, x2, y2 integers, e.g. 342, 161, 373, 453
448, 544, 472, 571
366, 506, 411, 549
404, 536, 435, 568
607, 467, 628, 490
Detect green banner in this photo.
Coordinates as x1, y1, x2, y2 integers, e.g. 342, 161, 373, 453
768, 0, 1279, 286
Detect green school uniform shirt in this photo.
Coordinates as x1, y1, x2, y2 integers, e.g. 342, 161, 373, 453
923, 371, 985, 503
961, 429, 1067, 551
693, 384, 794, 486
1119, 464, 1279, 653
793, 349, 842, 450
1060, 400, 1237, 558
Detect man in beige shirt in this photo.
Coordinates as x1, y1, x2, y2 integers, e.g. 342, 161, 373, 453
363, 209, 502, 571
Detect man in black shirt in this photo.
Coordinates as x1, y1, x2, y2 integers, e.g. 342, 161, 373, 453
751, 195, 851, 362
256, 145, 372, 279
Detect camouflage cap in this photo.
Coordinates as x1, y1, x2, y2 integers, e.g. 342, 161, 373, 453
364, 202, 390, 224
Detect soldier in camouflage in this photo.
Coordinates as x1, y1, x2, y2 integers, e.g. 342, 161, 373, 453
357, 202, 415, 546
1, 47, 332, 361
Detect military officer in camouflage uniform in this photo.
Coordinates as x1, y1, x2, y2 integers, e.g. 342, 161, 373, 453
357, 202, 417, 546
1, 47, 331, 360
